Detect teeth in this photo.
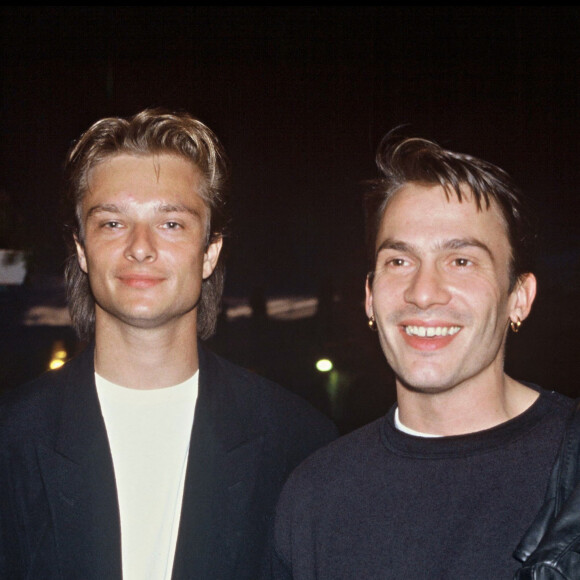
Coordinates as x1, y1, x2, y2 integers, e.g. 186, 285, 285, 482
405, 325, 461, 337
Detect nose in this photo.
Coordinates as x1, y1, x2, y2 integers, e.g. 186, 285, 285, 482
124, 224, 157, 263
403, 262, 451, 309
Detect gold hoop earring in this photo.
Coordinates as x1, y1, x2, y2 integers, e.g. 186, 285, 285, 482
368, 316, 377, 331
510, 317, 522, 333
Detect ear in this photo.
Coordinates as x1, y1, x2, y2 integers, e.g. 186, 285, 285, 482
202, 236, 223, 279
508, 273, 537, 324
365, 273, 374, 319
74, 235, 88, 274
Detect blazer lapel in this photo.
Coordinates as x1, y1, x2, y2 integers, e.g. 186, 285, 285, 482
171, 345, 266, 579
37, 345, 122, 580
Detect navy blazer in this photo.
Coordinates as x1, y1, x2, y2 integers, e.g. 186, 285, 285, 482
0, 343, 338, 579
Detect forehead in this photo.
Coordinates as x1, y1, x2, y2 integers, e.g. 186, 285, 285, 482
377, 182, 509, 250
84, 153, 205, 208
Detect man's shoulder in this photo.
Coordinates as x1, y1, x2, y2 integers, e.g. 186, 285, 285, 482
1, 368, 63, 442
278, 383, 575, 492
200, 344, 319, 409
282, 416, 385, 489
527, 382, 576, 419
198, 344, 339, 442
0, 347, 90, 441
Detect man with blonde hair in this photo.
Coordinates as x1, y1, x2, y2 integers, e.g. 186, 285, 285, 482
0, 108, 337, 580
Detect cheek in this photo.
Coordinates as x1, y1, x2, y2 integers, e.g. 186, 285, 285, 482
371, 277, 405, 308
454, 281, 510, 331
171, 246, 206, 274
452, 270, 505, 301
83, 254, 105, 278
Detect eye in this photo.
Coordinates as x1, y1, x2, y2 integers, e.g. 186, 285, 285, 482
102, 221, 122, 229
374, 250, 414, 275
388, 258, 408, 267
452, 257, 472, 267
162, 221, 182, 230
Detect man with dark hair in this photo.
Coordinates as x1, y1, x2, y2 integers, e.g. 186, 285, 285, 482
270, 134, 574, 578
0, 108, 337, 580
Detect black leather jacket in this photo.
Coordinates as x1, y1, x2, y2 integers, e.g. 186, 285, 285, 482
514, 399, 580, 579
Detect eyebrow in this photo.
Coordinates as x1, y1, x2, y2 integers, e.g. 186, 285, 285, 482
375, 237, 495, 262
85, 202, 204, 220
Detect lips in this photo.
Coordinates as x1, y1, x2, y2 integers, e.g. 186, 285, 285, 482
117, 274, 165, 288
404, 325, 461, 337
399, 322, 462, 351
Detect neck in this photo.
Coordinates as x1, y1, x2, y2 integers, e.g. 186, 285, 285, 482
396, 373, 539, 436
93, 316, 200, 390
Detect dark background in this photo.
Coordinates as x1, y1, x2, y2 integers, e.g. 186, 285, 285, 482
1, 7, 579, 432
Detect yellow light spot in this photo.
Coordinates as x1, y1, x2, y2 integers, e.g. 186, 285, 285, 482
316, 358, 333, 372
48, 340, 68, 371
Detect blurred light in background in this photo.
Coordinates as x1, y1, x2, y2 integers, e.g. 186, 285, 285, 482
316, 358, 333, 372
48, 340, 68, 370
23, 293, 319, 326
224, 296, 318, 321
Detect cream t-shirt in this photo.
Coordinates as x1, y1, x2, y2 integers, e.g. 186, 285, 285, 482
95, 372, 198, 580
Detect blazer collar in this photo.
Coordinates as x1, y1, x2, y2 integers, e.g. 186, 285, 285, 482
38, 341, 265, 579
37, 343, 123, 579
171, 343, 267, 579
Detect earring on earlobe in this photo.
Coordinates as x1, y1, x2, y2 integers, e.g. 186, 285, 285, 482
510, 317, 522, 333
368, 315, 377, 331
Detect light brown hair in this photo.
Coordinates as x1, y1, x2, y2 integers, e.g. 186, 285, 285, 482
62, 108, 229, 341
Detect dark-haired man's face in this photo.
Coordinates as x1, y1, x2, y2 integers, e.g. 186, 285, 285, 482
366, 182, 535, 396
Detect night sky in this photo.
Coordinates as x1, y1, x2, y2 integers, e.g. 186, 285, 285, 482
1, 6, 579, 414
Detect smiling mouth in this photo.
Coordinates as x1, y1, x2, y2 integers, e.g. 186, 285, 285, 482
404, 325, 461, 337
119, 276, 164, 288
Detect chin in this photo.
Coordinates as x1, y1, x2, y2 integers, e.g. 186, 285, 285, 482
397, 374, 458, 395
